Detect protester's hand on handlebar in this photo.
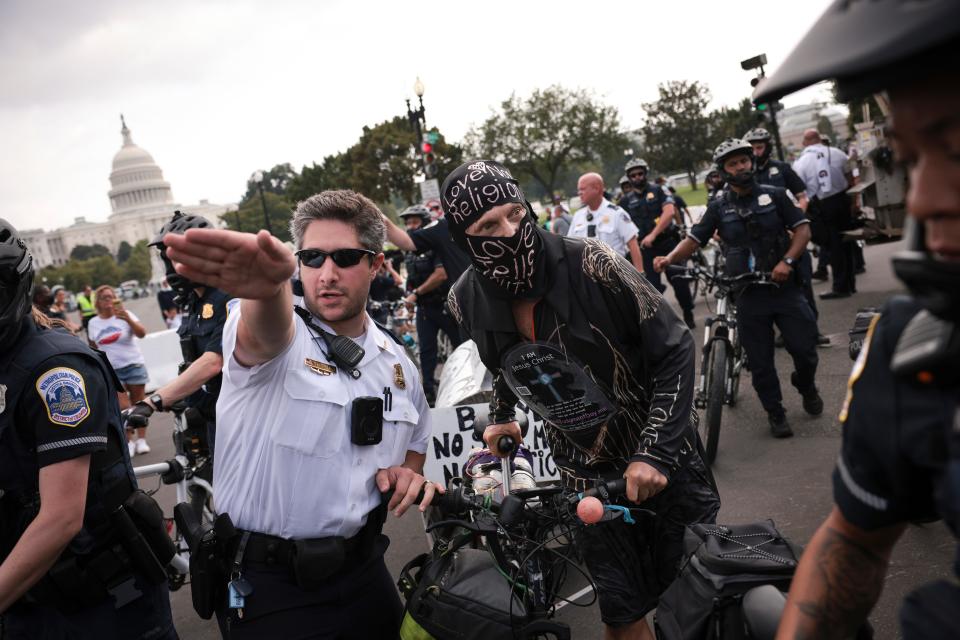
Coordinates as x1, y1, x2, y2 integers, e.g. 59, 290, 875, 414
652, 256, 671, 273
483, 421, 522, 458
376, 466, 445, 516
772, 260, 793, 284
623, 461, 668, 504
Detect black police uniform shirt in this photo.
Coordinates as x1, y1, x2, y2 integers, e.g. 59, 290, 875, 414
755, 159, 807, 197
619, 182, 677, 241
404, 248, 446, 305
409, 218, 471, 284
447, 230, 698, 491
0, 317, 124, 558
689, 183, 808, 277
835, 296, 959, 550
178, 287, 231, 414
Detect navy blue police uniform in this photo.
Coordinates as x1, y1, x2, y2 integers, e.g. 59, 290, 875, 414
176, 286, 230, 457
404, 248, 463, 400
620, 182, 694, 318
754, 159, 821, 322
0, 316, 177, 639
835, 298, 960, 636
688, 183, 819, 420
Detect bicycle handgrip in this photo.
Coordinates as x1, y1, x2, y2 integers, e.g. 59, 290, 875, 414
582, 478, 627, 500
497, 435, 517, 455
665, 265, 689, 277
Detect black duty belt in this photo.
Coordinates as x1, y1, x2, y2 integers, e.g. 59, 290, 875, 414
238, 530, 365, 566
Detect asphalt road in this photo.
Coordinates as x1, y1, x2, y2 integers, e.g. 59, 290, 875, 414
121, 239, 954, 639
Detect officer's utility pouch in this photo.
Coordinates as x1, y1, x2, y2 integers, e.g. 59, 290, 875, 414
293, 537, 345, 591
110, 502, 167, 586
123, 490, 177, 567
174, 503, 228, 619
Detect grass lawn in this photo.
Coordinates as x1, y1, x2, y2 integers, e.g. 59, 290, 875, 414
673, 184, 709, 207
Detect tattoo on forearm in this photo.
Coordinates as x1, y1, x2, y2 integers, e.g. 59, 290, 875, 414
791, 526, 887, 640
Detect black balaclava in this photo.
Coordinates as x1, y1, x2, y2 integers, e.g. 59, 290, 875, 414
441, 160, 548, 298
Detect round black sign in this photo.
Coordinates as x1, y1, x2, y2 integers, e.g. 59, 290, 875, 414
501, 342, 617, 432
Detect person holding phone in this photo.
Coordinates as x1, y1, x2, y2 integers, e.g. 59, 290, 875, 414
87, 285, 150, 457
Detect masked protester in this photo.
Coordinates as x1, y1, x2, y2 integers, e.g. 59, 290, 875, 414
442, 160, 720, 640
749, 1, 960, 637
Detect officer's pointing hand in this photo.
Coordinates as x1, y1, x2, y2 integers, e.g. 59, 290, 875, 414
162, 228, 296, 299
623, 461, 668, 504
377, 466, 445, 516
652, 256, 671, 273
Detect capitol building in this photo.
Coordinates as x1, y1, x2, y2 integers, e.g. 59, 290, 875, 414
21, 117, 236, 280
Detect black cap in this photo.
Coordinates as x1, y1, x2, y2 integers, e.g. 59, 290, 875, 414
754, 0, 960, 102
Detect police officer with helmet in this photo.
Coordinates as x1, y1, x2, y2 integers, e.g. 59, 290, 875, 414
398, 204, 463, 404
655, 138, 823, 438
124, 211, 231, 464
745, 127, 831, 347
619, 158, 696, 328
750, 0, 960, 637
0, 220, 178, 638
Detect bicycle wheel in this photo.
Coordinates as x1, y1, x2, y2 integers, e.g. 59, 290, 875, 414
702, 340, 728, 465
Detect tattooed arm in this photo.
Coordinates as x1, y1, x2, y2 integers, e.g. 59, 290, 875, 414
777, 507, 905, 640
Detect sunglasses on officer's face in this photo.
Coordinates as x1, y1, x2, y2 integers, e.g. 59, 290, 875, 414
296, 248, 375, 269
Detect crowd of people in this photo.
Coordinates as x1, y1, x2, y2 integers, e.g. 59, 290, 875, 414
1, 1, 958, 638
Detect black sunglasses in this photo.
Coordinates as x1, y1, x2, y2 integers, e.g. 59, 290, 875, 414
296, 248, 375, 269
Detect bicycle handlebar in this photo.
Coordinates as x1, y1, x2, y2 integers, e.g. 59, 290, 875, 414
666, 264, 777, 288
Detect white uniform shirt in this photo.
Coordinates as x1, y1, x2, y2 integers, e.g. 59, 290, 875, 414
214, 300, 431, 539
567, 199, 639, 256
792, 143, 850, 199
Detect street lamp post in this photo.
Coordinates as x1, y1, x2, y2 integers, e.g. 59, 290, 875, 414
251, 170, 273, 235
742, 53, 785, 161
406, 76, 426, 154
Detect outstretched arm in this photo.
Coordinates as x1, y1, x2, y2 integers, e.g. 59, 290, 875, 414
382, 214, 417, 252
163, 228, 297, 367
777, 507, 904, 640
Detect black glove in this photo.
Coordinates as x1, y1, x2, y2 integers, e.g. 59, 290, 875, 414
125, 401, 154, 429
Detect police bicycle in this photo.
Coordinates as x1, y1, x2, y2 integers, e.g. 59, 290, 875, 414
667, 266, 777, 465
127, 402, 215, 591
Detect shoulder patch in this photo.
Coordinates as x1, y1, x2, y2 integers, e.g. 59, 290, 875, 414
757, 194, 773, 206
35, 367, 91, 427
839, 313, 881, 423
620, 212, 631, 223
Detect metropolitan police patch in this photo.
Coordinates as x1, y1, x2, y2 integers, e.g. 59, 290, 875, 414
35, 367, 91, 427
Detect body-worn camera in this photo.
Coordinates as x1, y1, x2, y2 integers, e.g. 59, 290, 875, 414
351, 396, 383, 446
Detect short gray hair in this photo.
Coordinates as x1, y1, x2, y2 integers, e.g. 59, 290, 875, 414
290, 190, 386, 252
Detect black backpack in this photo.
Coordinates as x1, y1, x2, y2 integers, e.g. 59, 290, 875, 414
655, 520, 802, 640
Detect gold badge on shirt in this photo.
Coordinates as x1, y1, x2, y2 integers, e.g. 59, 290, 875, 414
201, 303, 214, 319
305, 358, 336, 376
394, 363, 406, 389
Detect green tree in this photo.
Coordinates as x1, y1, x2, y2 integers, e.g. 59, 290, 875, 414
708, 97, 760, 149
286, 117, 461, 207
116, 240, 133, 264
225, 191, 295, 243
464, 85, 626, 196
641, 81, 713, 189
817, 114, 837, 142
241, 163, 299, 202
121, 241, 152, 283
69, 243, 111, 261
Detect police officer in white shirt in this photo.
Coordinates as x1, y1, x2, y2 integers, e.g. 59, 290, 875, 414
568, 172, 645, 273
162, 189, 442, 639
792, 128, 857, 298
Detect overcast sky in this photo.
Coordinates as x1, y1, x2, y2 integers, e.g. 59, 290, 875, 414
0, 0, 837, 233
